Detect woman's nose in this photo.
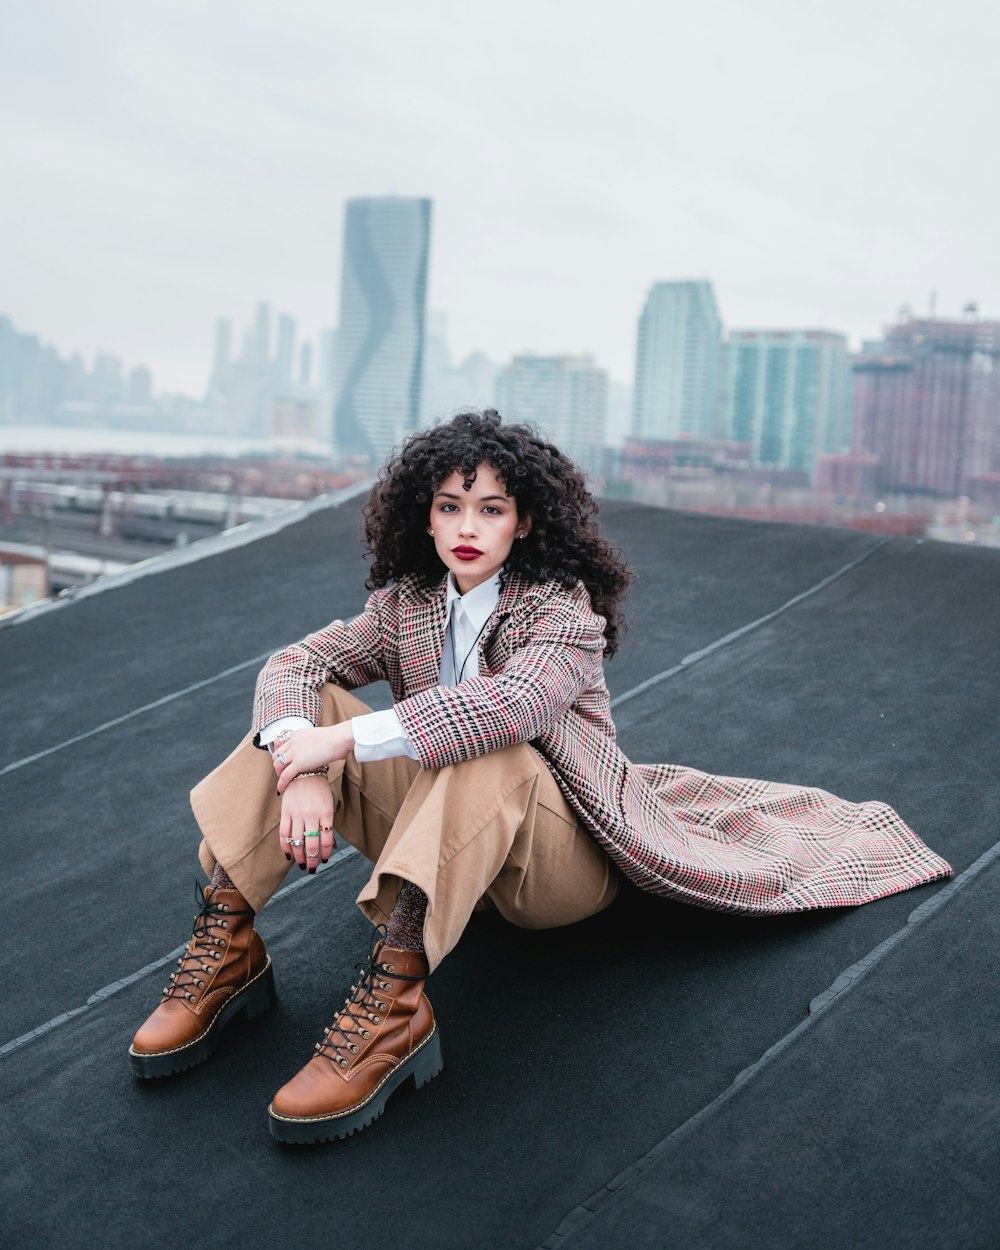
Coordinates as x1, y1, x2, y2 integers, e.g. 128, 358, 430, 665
459, 513, 478, 535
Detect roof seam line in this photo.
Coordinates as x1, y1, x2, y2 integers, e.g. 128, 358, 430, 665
0, 650, 276, 778
535, 836, 997, 1248
0, 844, 359, 1060
609, 538, 890, 711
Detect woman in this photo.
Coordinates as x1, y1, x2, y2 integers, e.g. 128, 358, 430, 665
129, 410, 951, 1144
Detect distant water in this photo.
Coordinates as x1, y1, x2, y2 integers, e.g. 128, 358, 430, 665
0, 424, 331, 459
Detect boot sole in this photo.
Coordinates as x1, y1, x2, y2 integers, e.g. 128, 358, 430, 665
129, 958, 276, 1079
267, 1024, 443, 1144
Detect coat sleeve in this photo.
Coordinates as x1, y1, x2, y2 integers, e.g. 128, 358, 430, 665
394, 582, 607, 768
250, 588, 395, 744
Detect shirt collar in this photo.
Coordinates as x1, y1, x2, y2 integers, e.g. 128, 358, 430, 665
444, 572, 502, 632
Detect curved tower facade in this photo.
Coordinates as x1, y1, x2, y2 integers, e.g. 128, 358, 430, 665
333, 197, 432, 463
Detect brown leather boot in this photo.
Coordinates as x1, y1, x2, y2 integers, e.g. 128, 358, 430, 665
268, 927, 442, 1143
129, 882, 275, 1078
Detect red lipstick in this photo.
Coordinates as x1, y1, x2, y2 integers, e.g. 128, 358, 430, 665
452, 546, 483, 560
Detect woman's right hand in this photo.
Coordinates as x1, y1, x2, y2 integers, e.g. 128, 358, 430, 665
279, 775, 335, 872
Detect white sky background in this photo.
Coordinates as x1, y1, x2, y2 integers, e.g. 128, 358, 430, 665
1, 0, 997, 395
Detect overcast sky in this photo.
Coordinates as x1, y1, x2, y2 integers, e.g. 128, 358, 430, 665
2, 0, 997, 395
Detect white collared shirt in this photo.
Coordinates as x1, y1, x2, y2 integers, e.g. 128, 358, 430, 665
259, 572, 502, 763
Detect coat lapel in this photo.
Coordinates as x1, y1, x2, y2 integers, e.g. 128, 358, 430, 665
481, 571, 545, 675
398, 576, 448, 697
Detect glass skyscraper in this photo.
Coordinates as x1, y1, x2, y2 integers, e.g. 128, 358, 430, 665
725, 330, 852, 475
632, 280, 722, 441
333, 196, 432, 463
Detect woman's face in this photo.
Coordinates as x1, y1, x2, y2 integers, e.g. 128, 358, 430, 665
427, 463, 531, 594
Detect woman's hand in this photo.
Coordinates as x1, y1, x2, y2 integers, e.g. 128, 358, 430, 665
278, 776, 335, 871
273, 724, 355, 871
272, 724, 355, 788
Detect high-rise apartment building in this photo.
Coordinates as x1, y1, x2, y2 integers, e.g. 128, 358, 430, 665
334, 196, 432, 462
725, 330, 851, 475
496, 354, 608, 472
852, 315, 1000, 495
632, 280, 722, 440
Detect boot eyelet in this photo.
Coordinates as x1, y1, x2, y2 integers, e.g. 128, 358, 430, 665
384, 964, 396, 974
338, 1058, 349, 1068
220, 904, 229, 912
213, 952, 222, 960
220, 920, 228, 928
350, 1044, 359, 1053
376, 1001, 387, 1011
186, 993, 195, 1002
361, 1029, 371, 1039
369, 1014, 381, 1024
197, 980, 205, 988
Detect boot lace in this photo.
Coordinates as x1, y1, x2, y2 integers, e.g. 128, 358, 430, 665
161, 881, 252, 1005
315, 925, 423, 1070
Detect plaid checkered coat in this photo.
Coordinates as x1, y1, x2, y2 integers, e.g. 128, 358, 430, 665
253, 572, 951, 912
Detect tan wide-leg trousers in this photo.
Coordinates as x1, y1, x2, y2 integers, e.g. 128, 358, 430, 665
191, 685, 618, 970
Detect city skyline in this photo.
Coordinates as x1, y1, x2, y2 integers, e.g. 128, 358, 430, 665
2, 2, 997, 396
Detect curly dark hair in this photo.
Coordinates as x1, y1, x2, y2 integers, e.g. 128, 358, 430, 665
362, 410, 633, 656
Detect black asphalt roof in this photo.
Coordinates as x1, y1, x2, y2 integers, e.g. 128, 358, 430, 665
2, 495, 998, 1249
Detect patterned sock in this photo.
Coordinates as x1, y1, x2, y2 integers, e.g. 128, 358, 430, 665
385, 879, 427, 953
209, 863, 239, 893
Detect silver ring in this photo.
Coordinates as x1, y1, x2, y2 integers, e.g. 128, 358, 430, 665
275, 751, 288, 765
289, 838, 304, 847
306, 850, 320, 859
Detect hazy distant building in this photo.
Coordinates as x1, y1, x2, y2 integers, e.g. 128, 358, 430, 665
423, 311, 499, 421
92, 353, 125, 406
252, 302, 271, 373
496, 354, 608, 472
725, 330, 851, 476
275, 314, 296, 390
272, 396, 322, 443
852, 314, 1000, 496
128, 365, 154, 406
299, 342, 313, 388
334, 196, 432, 462
633, 280, 722, 441
210, 318, 232, 395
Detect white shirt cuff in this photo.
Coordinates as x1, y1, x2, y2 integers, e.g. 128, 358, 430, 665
351, 709, 419, 762
259, 716, 313, 751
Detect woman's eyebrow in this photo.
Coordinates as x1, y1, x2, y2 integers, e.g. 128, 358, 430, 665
433, 490, 510, 503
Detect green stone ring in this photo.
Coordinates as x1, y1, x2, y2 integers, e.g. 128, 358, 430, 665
303, 830, 321, 838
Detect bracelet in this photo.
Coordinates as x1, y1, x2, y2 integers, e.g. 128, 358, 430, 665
288, 766, 330, 782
